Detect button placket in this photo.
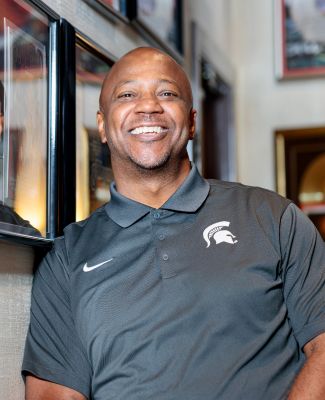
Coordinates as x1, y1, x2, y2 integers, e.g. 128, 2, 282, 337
151, 211, 176, 279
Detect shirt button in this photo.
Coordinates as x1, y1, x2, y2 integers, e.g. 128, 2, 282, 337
159, 234, 165, 240
162, 254, 169, 261
153, 212, 160, 219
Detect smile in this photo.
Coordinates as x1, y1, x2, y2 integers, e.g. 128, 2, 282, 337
129, 126, 167, 135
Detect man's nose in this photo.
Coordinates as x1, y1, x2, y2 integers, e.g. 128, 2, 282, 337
134, 94, 164, 114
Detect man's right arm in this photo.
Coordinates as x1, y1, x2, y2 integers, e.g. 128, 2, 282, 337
26, 375, 87, 400
23, 240, 92, 399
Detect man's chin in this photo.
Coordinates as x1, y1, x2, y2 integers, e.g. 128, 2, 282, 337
130, 155, 170, 171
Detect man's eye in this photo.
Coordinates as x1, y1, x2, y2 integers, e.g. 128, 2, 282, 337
160, 91, 177, 97
118, 92, 134, 98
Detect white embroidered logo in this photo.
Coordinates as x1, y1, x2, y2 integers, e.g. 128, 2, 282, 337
203, 221, 238, 248
83, 258, 114, 272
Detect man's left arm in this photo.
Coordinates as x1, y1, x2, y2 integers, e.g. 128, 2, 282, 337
288, 332, 325, 399
280, 203, 325, 399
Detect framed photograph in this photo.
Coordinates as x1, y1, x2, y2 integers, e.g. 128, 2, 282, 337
274, 0, 325, 78
275, 126, 325, 238
128, 0, 183, 56
2, 15, 48, 237
84, 0, 128, 22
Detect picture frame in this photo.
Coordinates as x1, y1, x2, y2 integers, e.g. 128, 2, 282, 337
84, 0, 129, 23
128, 0, 183, 56
275, 126, 325, 238
274, 0, 325, 79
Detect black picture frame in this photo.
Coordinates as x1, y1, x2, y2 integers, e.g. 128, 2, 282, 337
127, 0, 183, 57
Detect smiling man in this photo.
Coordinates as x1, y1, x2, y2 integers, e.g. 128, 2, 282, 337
22, 47, 325, 400
97, 47, 196, 208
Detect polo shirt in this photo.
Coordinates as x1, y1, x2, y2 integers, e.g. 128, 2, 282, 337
22, 166, 325, 399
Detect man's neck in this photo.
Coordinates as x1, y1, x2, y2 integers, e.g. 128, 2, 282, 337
113, 159, 191, 209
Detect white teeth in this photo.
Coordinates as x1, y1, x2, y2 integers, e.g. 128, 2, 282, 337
130, 126, 164, 135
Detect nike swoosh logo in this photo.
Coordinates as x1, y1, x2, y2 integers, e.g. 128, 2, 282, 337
83, 258, 114, 272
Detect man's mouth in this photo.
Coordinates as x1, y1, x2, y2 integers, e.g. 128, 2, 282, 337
129, 126, 167, 135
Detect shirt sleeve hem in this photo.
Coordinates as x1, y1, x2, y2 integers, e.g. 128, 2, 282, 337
295, 319, 325, 350
22, 362, 90, 399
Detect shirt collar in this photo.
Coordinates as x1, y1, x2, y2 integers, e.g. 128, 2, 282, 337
105, 164, 210, 228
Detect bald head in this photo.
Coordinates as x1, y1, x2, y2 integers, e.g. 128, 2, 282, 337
99, 47, 193, 112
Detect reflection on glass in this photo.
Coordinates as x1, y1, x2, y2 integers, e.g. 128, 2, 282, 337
0, 0, 48, 236
76, 45, 111, 221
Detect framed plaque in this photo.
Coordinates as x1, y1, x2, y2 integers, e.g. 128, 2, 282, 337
129, 0, 183, 55
274, 0, 325, 79
275, 126, 325, 238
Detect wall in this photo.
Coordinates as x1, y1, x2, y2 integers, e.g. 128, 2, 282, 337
8, 1, 323, 196
187, 0, 232, 59
26, 0, 325, 192
185, 0, 235, 175
0, 241, 34, 400
230, 0, 325, 190
186, 0, 325, 191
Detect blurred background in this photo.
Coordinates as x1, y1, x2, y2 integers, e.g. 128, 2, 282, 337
1, 0, 325, 238
1, 0, 325, 239
0, 1, 325, 397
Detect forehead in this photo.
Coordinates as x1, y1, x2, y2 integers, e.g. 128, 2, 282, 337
99, 49, 193, 108
108, 52, 187, 89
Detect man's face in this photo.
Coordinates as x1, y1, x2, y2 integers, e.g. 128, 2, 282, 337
97, 49, 196, 172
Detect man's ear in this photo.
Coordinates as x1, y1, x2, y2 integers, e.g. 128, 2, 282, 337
189, 108, 197, 140
97, 111, 107, 143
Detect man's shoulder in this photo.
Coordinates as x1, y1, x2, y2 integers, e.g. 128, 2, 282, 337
208, 178, 290, 201
52, 205, 110, 254
206, 178, 292, 214
64, 204, 109, 236
43, 205, 112, 274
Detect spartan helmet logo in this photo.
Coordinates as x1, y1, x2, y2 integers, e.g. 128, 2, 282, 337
203, 221, 238, 248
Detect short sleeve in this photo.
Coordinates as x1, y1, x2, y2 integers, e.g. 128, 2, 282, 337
281, 203, 325, 349
22, 237, 91, 398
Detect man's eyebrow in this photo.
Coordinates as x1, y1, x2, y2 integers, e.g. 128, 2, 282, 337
115, 78, 179, 89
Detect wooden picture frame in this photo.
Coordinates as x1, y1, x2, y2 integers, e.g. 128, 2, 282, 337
275, 126, 325, 238
274, 0, 325, 79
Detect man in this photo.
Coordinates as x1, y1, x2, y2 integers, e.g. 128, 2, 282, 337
22, 47, 325, 399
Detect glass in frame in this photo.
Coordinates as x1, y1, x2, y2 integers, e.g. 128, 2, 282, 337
0, 0, 49, 237
75, 43, 112, 221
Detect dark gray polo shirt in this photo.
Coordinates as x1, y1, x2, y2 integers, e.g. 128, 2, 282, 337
22, 166, 325, 399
